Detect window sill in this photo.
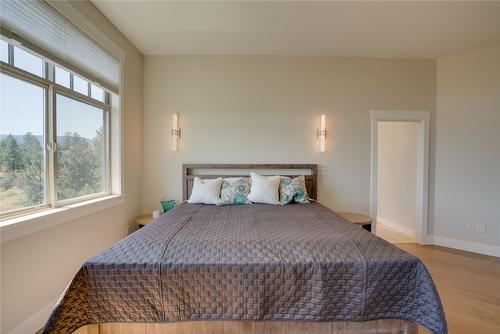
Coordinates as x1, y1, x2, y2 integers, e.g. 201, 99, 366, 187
0, 194, 124, 243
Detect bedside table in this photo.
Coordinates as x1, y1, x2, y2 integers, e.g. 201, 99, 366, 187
338, 212, 372, 232
134, 214, 154, 228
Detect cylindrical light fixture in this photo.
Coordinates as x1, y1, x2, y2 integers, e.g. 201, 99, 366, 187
318, 114, 326, 152
172, 113, 180, 151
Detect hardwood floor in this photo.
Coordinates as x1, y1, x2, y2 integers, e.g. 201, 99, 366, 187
378, 228, 500, 334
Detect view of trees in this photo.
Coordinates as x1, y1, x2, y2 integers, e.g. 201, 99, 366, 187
56, 127, 105, 200
0, 128, 105, 212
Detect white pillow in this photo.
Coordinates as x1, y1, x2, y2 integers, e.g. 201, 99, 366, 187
188, 177, 223, 205
247, 172, 281, 205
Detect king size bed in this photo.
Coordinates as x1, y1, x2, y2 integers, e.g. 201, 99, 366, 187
41, 164, 446, 334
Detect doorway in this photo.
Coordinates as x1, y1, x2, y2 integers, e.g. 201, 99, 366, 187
377, 122, 418, 243
370, 111, 430, 244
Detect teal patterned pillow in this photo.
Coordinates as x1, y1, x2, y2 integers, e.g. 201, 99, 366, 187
218, 178, 251, 205
279, 175, 310, 204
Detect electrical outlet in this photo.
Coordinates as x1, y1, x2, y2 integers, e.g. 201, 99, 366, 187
466, 221, 475, 231
476, 222, 486, 233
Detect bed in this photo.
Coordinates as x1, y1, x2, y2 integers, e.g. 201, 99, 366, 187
41, 164, 447, 334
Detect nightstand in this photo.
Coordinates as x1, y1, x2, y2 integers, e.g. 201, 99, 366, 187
134, 214, 154, 228
338, 212, 372, 232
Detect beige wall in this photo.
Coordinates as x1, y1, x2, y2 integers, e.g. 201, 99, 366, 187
377, 122, 419, 234
0, 2, 143, 333
142, 56, 436, 214
434, 44, 500, 247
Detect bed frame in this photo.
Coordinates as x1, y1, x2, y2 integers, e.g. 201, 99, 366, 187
183, 163, 318, 201
73, 319, 417, 334
69, 164, 418, 334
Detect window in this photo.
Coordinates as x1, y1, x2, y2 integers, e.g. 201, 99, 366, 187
55, 66, 70, 88
91, 84, 104, 102
13, 46, 44, 77
0, 73, 46, 213
56, 94, 107, 201
73, 75, 89, 96
0, 37, 116, 219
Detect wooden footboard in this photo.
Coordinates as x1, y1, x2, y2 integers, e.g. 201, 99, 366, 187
73, 319, 418, 334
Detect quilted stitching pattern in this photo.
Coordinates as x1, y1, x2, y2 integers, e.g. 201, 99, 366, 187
41, 203, 447, 334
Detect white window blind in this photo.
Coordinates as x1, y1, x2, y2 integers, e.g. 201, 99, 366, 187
0, 0, 120, 93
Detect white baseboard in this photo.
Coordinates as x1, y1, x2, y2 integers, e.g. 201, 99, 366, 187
377, 216, 499, 257
377, 216, 416, 237
7, 299, 56, 334
428, 235, 500, 258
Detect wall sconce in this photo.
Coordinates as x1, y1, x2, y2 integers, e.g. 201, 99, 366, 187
172, 113, 180, 151
317, 114, 326, 152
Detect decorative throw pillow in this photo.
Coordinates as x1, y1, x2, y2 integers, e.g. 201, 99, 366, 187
219, 178, 251, 205
247, 172, 281, 205
279, 175, 310, 204
187, 177, 222, 205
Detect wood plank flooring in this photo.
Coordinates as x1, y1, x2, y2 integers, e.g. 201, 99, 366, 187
377, 225, 500, 334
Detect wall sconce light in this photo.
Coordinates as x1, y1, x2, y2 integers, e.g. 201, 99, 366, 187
172, 113, 180, 151
317, 114, 326, 152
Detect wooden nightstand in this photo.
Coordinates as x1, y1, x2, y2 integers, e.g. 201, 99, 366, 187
134, 214, 154, 228
338, 212, 372, 232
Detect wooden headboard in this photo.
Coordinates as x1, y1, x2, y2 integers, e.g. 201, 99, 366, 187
183, 164, 318, 201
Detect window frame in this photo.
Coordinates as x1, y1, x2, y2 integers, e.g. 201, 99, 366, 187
53, 87, 112, 206
0, 66, 51, 217
0, 40, 113, 220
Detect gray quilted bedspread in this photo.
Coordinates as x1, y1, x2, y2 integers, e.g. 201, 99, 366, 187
42, 203, 447, 334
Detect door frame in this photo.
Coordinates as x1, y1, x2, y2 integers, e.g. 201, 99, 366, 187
370, 110, 430, 244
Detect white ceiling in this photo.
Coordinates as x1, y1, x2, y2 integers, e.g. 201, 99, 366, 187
91, 1, 500, 58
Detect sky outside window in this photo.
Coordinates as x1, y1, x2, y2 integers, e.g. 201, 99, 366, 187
73, 75, 88, 96
0, 73, 44, 136
13, 46, 43, 77
1, 50, 103, 140
56, 94, 104, 139
1, 79, 103, 139
55, 66, 70, 88
91, 84, 104, 102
